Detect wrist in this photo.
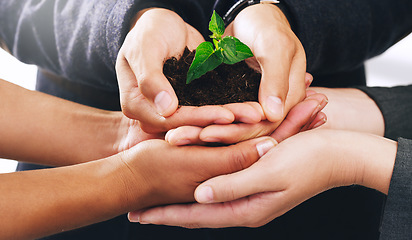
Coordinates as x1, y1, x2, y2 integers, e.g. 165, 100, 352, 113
220, 0, 280, 26
322, 130, 396, 194
312, 87, 385, 136
106, 147, 151, 212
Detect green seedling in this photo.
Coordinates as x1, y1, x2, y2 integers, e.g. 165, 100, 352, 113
186, 11, 254, 84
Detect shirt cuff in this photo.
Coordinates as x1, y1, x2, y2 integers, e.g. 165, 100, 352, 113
380, 137, 412, 239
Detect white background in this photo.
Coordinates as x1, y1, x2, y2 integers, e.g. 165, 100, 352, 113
1, 34, 412, 173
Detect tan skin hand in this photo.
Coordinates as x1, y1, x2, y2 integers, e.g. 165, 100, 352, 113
117, 137, 277, 212
227, 4, 307, 123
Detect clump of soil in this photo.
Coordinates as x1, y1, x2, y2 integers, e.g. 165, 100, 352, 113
163, 48, 261, 106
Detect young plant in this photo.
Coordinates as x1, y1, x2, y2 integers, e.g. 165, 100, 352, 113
186, 11, 254, 84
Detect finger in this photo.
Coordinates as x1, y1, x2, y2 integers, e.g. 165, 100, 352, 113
185, 24, 206, 51
271, 92, 327, 142
281, 41, 307, 116
138, 105, 235, 133
116, 55, 160, 123
194, 151, 277, 204
130, 192, 281, 228
305, 73, 314, 89
199, 121, 276, 144
196, 137, 277, 176
306, 112, 327, 130
165, 126, 204, 146
271, 98, 320, 143
257, 53, 290, 123
222, 102, 265, 123
300, 96, 328, 131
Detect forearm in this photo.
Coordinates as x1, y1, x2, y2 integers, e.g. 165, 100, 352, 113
0, 79, 122, 166
0, 155, 136, 240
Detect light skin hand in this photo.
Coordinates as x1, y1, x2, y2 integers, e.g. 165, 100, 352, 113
130, 129, 397, 228
165, 90, 328, 145
311, 87, 385, 136
226, 4, 307, 123
116, 8, 241, 133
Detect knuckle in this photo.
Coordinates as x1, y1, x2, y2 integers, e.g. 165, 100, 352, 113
225, 148, 254, 172
243, 213, 266, 228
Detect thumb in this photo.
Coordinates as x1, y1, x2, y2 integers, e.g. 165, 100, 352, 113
258, 61, 289, 123
138, 71, 179, 117
195, 139, 277, 204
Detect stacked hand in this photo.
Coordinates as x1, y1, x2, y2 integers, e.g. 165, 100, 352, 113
116, 4, 307, 134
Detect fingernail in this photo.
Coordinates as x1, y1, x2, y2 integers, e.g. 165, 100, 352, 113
128, 212, 140, 223
196, 186, 214, 203
174, 139, 191, 145
266, 96, 283, 117
256, 140, 276, 157
154, 91, 172, 116
165, 129, 175, 142
313, 117, 327, 129
202, 137, 221, 143
310, 104, 322, 118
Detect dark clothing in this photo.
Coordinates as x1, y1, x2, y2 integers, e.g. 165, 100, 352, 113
1, 0, 412, 239
380, 138, 412, 240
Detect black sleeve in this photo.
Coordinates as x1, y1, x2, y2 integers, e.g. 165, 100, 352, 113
215, 0, 412, 76
0, 0, 217, 90
356, 85, 412, 141
380, 137, 412, 239
279, 0, 412, 75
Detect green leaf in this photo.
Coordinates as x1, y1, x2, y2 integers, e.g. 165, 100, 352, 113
219, 36, 237, 58
209, 10, 225, 38
221, 36, 254, 65
186, 41, 224, 84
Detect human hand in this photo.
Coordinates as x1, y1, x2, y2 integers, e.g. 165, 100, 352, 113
116, 8, 243, 133
225, 3, 307, 123
165, 89, 327, 145
115, 137, 277, 212
311, 87, 385, 136
129, 129, 397, 228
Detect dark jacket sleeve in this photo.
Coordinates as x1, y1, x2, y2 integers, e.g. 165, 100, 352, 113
357, 85, 412, 141
0, 0, 216, 91
279, 0, 412, 75
2, 0, 412, 90
379, 137, 412, 239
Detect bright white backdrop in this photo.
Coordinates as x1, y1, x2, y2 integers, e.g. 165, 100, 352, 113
0, 34, 411, 173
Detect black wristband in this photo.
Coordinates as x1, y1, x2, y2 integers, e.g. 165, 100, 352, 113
222, 0, 279, 26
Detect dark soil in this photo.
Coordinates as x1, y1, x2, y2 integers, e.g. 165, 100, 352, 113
163, 48, 261, 106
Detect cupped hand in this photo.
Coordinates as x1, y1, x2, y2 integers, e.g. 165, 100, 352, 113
116, 8, 240, 133
226, 4, 307, 123
116, 136, 277, 212
166, 90, 328, 145
130, 129, 397, 228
